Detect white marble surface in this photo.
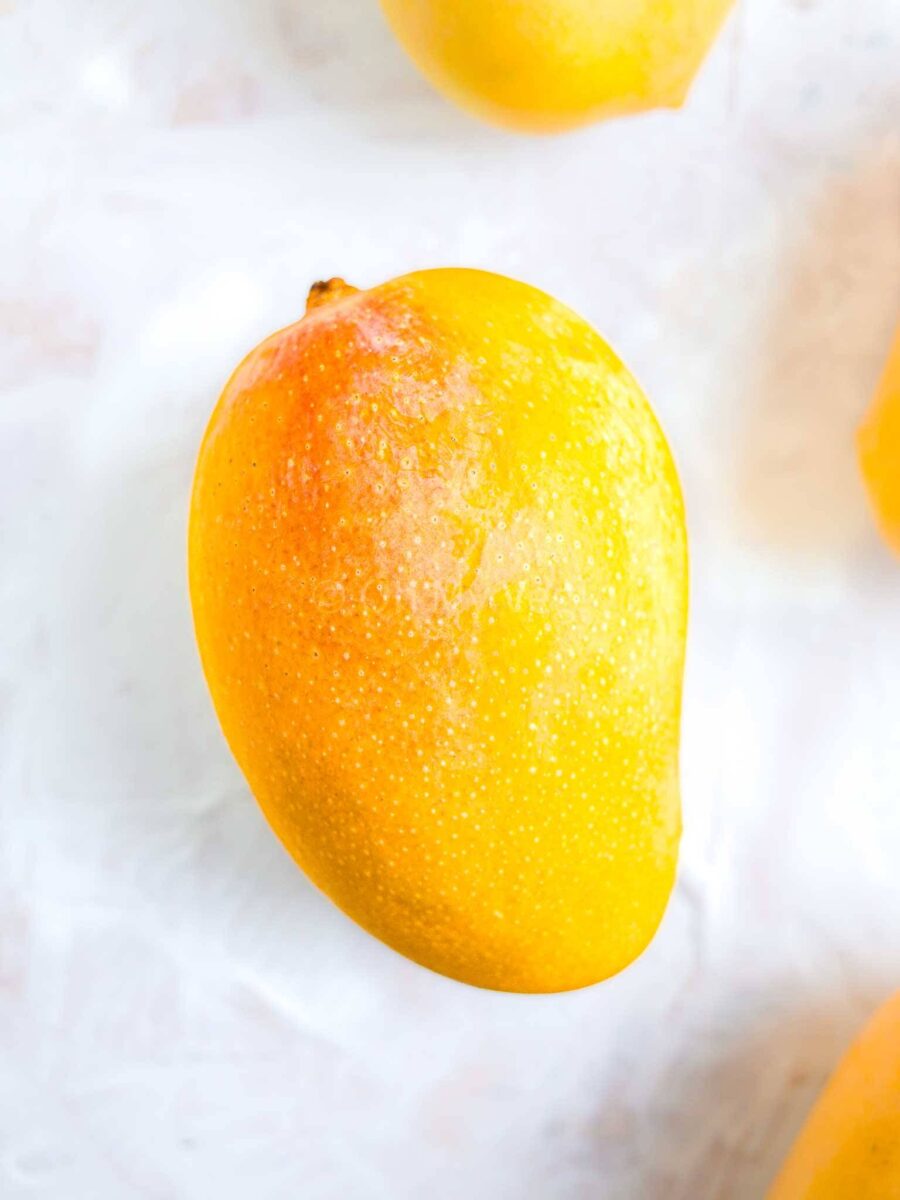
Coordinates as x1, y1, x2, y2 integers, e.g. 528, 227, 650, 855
2, 1, 900, 1196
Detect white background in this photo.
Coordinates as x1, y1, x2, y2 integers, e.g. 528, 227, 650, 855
2, 1, 900, 1196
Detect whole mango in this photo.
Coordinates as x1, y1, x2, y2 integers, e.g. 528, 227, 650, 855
380, 0, 734, 132
768, 991, 900, 1199
859, 324, 900, 555
189, 269, 688, 992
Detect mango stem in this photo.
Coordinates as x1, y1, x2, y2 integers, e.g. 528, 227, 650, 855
306, 278, 359, 314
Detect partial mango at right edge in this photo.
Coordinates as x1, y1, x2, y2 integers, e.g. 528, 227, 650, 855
859, 325, 900, 554
768, 991, 900, 1199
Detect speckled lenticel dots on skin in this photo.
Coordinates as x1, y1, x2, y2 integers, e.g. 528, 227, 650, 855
188, 268, 688, 993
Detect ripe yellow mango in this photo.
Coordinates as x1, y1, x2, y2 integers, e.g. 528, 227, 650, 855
768, 991, 900, 1198
189, 269, 688, 992
859, 325, 900, 554
380, 0, 734, 132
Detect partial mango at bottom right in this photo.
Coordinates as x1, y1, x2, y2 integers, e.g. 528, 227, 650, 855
859, 325, 900, 554
768, 991, 900, 1199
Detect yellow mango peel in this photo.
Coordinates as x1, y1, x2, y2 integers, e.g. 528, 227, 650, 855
189, 269, 688, 992
859, 325, 900, 554
769, 991, 900, 1199
380, 0, 735, 132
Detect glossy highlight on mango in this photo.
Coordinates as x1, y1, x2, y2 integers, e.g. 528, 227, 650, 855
189, 268, 688, 992
859, 324, 900, 555
768, 991, 900, 1199
380, 0, 735, 132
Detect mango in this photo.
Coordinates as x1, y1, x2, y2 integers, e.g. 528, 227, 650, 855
380, 0, 734, 132
189, 268, 688, 992
768, 991, 900, 1199
859, 325, 900, 554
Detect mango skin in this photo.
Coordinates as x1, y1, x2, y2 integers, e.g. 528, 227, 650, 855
859, 325, 900, 555
380, 0, 735, 133
189, 268, 688, 993
768, 991, 900, 1199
